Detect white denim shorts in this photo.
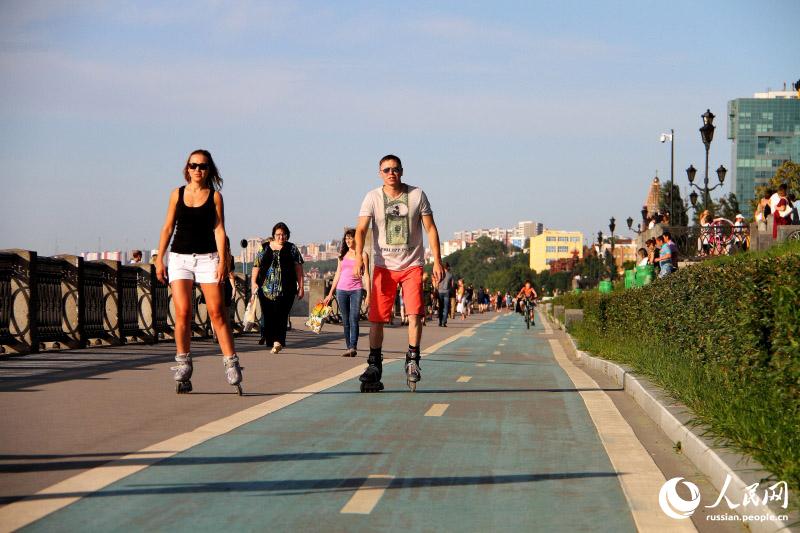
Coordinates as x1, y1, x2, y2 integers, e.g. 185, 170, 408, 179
167, 252, 220, 284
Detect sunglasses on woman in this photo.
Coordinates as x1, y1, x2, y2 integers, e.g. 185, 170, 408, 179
188, 163, 209, 170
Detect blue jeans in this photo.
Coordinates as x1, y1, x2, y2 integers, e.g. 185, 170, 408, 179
336, 289, 362, 350
659, 262, 674, 278
437, 292, 450, 325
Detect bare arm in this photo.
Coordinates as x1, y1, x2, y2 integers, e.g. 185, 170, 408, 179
353, 215, 371, 279
361, 252, 370, 294
422, 214, 443, 286
213, 192, 229, 283
323, 259, 343, 305
155, 188, 180, 283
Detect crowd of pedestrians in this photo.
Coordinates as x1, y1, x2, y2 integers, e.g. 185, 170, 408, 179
640, 230, 679, 279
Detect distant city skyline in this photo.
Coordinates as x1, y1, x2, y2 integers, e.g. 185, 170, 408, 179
2, 2, 798, 256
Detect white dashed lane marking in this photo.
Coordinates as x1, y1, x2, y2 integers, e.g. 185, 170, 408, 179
457, 376, 472, 382
340, 475, 395, 514
493, 351, 501, 355
424, 404, 449, 417
476, 363, 486, 367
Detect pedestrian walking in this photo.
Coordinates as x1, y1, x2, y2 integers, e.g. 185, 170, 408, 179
251, 222, 305, 354
437, 262, 454, 326
323, 229, 370, 357
154, 149, 243, 394
353, 154, 443, 392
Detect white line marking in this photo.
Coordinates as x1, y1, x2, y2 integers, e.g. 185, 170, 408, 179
456, 376, 471, 382
547, 339, 696, 532
492, 350, 501, 355
486, 359, 495, 362
502, 337, 508, 341
424, 404, 449, 417
476, 363, 486, 367
340, 475, 395, 514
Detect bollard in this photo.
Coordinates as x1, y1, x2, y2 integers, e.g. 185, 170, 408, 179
564, 309, 584, 328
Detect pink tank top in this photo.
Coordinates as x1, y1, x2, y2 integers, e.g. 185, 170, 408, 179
337, 256, 363, 291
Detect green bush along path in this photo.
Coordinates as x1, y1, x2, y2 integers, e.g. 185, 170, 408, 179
557, 242, 800, 492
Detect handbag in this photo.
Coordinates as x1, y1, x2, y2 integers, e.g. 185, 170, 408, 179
243, 294, 259, 331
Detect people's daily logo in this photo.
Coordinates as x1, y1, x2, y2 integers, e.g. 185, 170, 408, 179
658, 477, 701, 519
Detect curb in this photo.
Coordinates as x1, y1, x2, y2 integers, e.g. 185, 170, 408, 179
547, 313, 796, 532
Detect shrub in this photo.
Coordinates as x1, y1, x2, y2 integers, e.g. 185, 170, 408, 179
557, 242, 800, 490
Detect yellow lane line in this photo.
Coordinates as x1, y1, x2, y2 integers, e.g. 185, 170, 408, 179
547, 338, 696, 532
456, 376, 472, 383
424, 404, 449, 417
340, 475, 395, 514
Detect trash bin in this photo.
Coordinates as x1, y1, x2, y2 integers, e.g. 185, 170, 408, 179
635, 264, 654, 286
598, 280, 613, 294
624, 269, 635, 289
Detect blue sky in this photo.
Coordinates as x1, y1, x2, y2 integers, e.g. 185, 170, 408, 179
1, 1, 798, 255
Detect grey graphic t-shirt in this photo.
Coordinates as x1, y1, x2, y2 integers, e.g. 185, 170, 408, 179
359, 184, 433, 270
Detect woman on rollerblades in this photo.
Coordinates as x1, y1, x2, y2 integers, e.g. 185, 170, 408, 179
154, 149, 243, 395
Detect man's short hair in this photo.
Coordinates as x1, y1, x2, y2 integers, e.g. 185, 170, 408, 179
379, 154, 402, 168
132, 250, 142, 259
662, 231, 671, 239
779, 183, 788, 193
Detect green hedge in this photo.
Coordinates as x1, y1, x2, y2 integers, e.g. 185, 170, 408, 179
555, 242, 800, 490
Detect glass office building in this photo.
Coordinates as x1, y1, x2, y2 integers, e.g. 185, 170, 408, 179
727, 90, 800, 218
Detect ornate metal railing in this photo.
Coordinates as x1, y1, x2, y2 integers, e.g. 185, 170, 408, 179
0, 253, 15, 345
35, 257, 66, 343
638, 223, 752, 262
0, 250, 247, 355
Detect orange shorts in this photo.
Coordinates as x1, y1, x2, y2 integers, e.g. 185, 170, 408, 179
369, 266, 424, 323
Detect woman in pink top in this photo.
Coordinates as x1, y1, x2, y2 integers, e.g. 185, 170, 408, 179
323, 229, 370, 357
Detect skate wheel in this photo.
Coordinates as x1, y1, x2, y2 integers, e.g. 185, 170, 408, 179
235, 384, 243, 396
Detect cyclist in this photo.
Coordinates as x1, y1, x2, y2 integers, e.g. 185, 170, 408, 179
516, 280, 538, 326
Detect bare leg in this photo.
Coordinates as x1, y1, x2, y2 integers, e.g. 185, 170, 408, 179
407, 314, 422, 347
200, 283, 236, 356
369, 322, 384, 350
170, 279, 194, 354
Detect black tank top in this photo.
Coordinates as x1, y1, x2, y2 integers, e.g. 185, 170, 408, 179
170, 186, 217, 254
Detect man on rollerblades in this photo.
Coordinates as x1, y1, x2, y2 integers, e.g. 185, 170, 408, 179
353, 155, 444, 392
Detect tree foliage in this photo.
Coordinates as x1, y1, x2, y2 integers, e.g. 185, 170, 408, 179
753, 160, 800, 213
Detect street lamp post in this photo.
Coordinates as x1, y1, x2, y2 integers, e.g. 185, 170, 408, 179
626, 206, 649, 235
686, 110, 727, 211
660, 129, 675, 222
608, 217, 616, 280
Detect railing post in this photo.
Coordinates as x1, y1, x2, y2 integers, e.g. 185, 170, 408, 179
53, 254, 84, 349
0, 249, 37, 354
91, 259, 122, 346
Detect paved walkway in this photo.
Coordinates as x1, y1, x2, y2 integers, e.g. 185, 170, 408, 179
0, 311, 729, 532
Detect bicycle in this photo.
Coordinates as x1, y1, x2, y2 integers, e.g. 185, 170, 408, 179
522, 297, 536, 329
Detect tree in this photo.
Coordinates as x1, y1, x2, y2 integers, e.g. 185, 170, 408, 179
659, 183, 690, 226
716, 193, 741, 221
753, 160, 800, 214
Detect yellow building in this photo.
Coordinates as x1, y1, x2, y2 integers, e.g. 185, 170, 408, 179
530, 230, 584, 273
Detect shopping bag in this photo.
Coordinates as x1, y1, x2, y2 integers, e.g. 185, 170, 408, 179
243, 294, 259, 332
305, 303, 332, 334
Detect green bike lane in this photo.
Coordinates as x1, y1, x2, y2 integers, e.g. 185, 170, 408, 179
22, 314, 636, 532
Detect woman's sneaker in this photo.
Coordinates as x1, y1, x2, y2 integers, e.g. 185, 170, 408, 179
272, 342, 283, 354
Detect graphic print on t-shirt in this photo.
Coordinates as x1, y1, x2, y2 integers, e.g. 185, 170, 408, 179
383, 189, 409, 247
